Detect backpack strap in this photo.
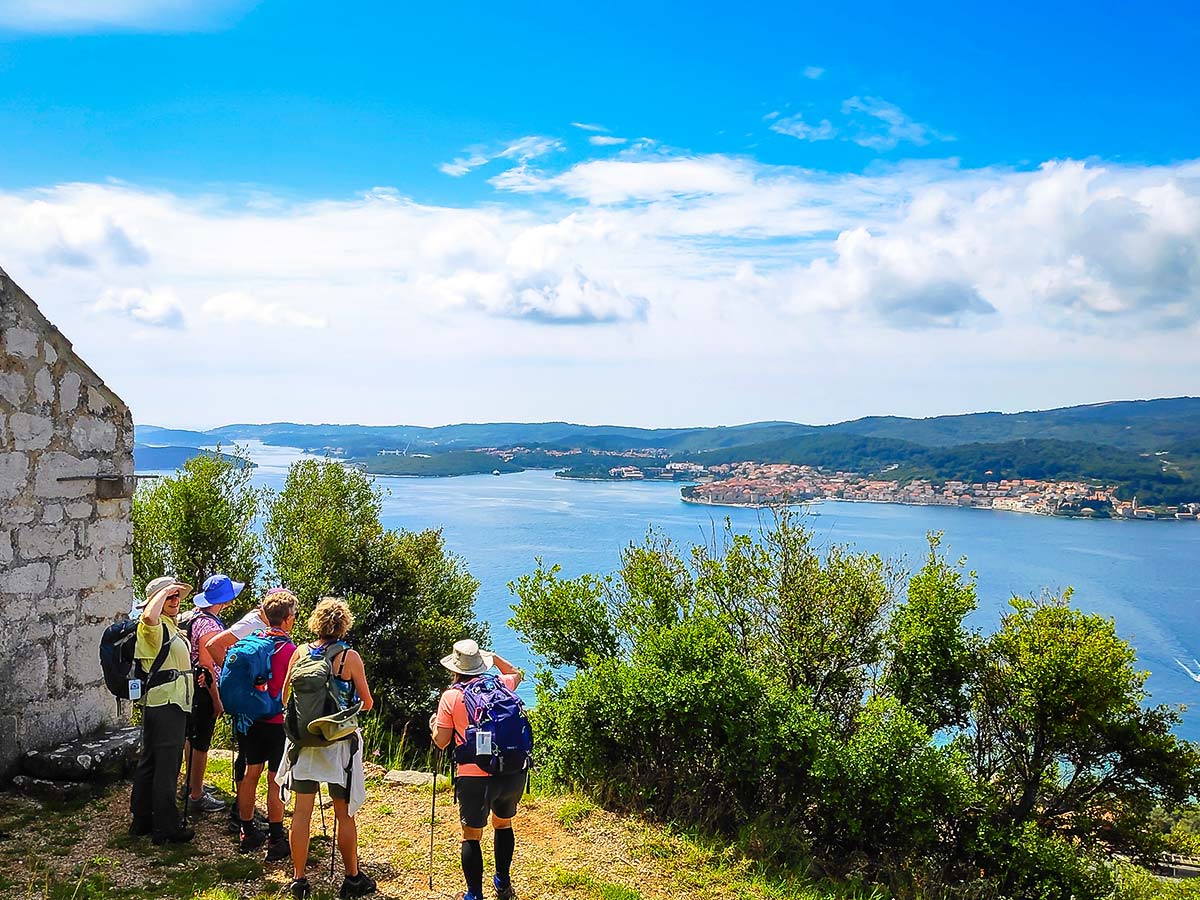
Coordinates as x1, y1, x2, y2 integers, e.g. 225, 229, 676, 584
142, 623, 174, 690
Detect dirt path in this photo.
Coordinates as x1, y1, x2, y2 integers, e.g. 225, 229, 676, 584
0, 751, 782, 900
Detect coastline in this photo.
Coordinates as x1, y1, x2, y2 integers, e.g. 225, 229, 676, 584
680, 492, 1193, 522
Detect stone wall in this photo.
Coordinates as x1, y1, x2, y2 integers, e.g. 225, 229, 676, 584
0, 267, 134, 776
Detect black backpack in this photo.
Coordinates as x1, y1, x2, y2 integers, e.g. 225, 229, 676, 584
99, 619, 172, 700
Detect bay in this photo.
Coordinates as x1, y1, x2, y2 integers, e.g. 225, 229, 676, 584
208, 442, 1200, 739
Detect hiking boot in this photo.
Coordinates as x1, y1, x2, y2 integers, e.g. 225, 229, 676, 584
265, 832, 291, 862
291, 878, 312, 899
187, 792, 226, 814
152, 825, 195, 845
128, 818, 152, 837
495, 875, 517, 900
339, 870, 377, 898
228, 807, 268, 834
238, 824, 267, 853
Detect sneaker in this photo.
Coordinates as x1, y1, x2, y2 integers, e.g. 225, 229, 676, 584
152, 825, 195, 845
238, 825, 267, 853
266, 833, 291, 862
128, 818, 152, 837
495, 876, 517, 900
187, 793, 226, 813
291, 878, 312, 900
340, 871, 378, 898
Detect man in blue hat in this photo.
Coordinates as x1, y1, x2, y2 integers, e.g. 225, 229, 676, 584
182, 574, 245, 814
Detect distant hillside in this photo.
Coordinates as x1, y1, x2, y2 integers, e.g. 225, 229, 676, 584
140, 397, 1200, 502
133, 445, 253, 472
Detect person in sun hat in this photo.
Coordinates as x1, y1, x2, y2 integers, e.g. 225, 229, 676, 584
430, 639, 528, 900
179, 574, 245, 816
128, 575, 196, 845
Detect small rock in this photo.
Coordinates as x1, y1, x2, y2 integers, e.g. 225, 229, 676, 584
383, 769, 449, 788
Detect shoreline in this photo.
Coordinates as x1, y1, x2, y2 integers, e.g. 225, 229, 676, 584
680, 492, 1193, 522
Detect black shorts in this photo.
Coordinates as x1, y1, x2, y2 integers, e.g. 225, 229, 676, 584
187, 689, 218, 752
238, 721, 285, 772
455, 771, 527, 829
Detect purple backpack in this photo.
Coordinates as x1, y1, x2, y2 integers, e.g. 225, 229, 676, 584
451, 675, 533, 775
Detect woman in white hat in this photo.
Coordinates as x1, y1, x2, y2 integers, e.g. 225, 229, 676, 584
128, 575, 196, 844
430, 640, 526, 900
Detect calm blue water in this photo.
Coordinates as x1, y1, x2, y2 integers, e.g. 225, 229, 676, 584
213, 443, 1200, 739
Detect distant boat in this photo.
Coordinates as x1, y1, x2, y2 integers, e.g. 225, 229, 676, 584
492, 469, 502, 476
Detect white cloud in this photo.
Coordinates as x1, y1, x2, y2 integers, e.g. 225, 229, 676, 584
571, 122, 608, 133
440, 135, 562, 177
2, 154, 1197, 426
93, 286, 184, 328
841, 95, 951, 150
588, 135, 628, 147
0, 0, 252, 32
769, 113, 837, 142
803, 66, 825, 80
202, 292, 326, 329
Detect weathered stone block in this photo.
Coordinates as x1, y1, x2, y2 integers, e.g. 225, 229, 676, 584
12, 644, 50, 700
86, 386, 108, 414
96, 498, 130, 519
43, 342, 57, 365
33, 367, 54, 406
71, 417, 117, 453
34, 452, 97, 498
64, 622, 106, 689
0, 561, 50, 595
0, 372, 27, 407
383, 769, 450, 788
9, 412, 52, 450
0, 452, 29, 500
17, 524, 77, 559
65, 500, 93, 519
81, 589, 131, 620
88, 518, 130, 550
20, 726, 141, 782
42, 503, 63, 524
0, 504, 36, 526
0, 529, 11, 565
58, 371, 81, 413
2, 326, 38, 358
97, 548, 124, 587
52, 555, 99, 592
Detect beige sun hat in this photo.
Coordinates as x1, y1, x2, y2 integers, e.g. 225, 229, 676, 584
137, 575, 193, 608
440, 639, 494, 676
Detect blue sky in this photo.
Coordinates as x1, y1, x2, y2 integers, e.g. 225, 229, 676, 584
1, 1, 1198, 428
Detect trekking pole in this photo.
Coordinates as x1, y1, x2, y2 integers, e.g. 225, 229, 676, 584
182, 739, 194, 826
428, 750, 438, 890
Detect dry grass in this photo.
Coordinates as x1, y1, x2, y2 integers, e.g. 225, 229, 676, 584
0, 750, 840, 900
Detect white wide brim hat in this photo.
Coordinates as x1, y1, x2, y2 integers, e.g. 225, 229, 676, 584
440, 639, 494, 676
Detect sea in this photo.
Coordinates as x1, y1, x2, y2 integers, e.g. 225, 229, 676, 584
183, 442, 1200, 740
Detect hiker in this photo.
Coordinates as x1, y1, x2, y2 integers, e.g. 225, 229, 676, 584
179, 574, 244, 816
276, 597, 375, 900
205, 589, 277, 834
431, 640, 530, 900
222, 588, 298, 860
128, 576, 196, 845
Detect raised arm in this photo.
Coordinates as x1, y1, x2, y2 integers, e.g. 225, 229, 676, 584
491, 652, 523, 689
206, 629, 239, 666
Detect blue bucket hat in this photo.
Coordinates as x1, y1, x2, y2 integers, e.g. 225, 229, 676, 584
193, 574, 245, 609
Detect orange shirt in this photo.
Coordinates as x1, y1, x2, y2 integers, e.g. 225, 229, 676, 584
435, 673, 521, 778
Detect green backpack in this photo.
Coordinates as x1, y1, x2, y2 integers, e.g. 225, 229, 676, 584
284, 642, 362, 763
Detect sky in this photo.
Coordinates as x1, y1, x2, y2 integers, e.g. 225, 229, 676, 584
1, 1, 1198, 429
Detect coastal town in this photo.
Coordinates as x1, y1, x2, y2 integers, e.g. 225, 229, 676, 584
603, 460, 1200, 520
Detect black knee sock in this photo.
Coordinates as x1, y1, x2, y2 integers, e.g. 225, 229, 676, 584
269, 820, 284, 840
240, 818, 255, 835
461, 839, 483, 899
494, 828, 514, 883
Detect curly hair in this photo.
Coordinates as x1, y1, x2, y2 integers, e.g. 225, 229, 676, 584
308, 596, 353, 640
261, 588, 298, 628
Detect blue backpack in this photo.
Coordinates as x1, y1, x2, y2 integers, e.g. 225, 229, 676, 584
219, 631, 288, 732
451, 674, 533, 775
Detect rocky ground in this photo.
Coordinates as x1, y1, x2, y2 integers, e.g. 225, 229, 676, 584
0, 749, 816, 900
